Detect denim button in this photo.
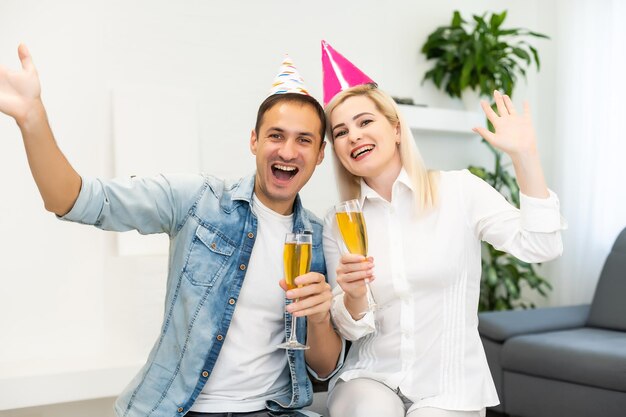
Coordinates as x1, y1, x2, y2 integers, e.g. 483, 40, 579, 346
247, 232, 254, 238
177, 407, 183, 413
202, 371, 209, 377
229, 298, 236, 305
217, 334, 224, 341
239, 264, 246, 270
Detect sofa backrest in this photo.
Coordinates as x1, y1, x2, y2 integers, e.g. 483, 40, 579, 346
587, 227, 626, 331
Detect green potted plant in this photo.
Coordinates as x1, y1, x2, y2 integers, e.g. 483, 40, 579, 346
421, 10, 546, 101
421, 10, 551, 311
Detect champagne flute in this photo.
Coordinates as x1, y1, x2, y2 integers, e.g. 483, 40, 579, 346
335, 199, 377, 313
277, 232, 312, 350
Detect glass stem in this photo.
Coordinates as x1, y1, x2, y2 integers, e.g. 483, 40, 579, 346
289, 307, 298, 343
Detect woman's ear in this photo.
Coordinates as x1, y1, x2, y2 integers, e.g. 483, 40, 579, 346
395, 122, 401, 145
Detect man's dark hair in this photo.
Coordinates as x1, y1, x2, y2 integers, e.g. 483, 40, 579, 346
254, 93, 326, 145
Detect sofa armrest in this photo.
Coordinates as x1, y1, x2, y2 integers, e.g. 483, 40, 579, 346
479, 304, 590, 342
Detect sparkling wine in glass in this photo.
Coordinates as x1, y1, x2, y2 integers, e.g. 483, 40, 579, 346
335, 199, 377, 313
277, 232, 312, 350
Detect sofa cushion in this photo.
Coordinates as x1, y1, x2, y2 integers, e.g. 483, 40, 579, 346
587, 238, 626, 331
504, 372, 626, 417
479, 305, 589, 342
501, 327, 626, 392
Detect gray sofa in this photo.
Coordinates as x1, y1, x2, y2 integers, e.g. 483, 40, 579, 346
478, 227, 626, 417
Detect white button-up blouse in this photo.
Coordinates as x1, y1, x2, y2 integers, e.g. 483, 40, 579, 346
323, 169, 565, 412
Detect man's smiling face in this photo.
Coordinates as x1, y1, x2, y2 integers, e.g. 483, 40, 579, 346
250, 100, 325, 215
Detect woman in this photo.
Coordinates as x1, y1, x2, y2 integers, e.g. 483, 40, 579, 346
321, 42, 565, 417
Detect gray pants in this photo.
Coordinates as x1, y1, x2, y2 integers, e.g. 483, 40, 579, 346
327, 378, 486, 417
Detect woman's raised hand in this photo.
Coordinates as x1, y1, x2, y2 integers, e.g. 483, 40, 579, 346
473, 90, 550, 198
473, 90, 538, 158
0, 44, 42, 125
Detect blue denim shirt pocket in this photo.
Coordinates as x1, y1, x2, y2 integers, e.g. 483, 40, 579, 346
183, 223, 236, 287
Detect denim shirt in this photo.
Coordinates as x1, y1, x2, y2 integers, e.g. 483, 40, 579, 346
61, 172, 331, 417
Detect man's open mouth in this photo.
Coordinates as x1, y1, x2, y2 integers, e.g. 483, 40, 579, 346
351, 144, 375, 159
271, 163, 299, 181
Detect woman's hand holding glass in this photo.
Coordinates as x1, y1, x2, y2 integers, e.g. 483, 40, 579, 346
334, 253, 375, 320
335, 199, 377, 315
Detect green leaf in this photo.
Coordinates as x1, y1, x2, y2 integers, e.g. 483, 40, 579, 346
498, 28, 522, 36
475, 39, 484, 71
512, 47, 531, 64
503, 276, 520, 299
486, 265, 498, 286
490, 10, 507, 31
433, 68, 445, 88
529, 45, 541, 70
452, 10, 464, 27
528, 31, 550, 39
468, 166, 489, 180
526, 274, 539, 287
473, 14, 485, 26
494, 298, 509, 311
505, 264, 520, 281
459, 55, 475, 92
501, 171, 520, 207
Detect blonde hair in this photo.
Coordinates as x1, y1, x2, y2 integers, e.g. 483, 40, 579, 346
325, 84, 438, 213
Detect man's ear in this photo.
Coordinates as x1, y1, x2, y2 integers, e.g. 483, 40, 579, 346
250, 129, 258, 155
316, 141, 326, 166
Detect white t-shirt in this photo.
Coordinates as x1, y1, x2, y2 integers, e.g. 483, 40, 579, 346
190, 194, 293, 413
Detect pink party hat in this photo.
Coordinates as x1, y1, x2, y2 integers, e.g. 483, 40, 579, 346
321, 40, 376, 106
268, 55, 310, 96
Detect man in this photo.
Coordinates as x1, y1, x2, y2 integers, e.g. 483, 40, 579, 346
0, 45, 342, 416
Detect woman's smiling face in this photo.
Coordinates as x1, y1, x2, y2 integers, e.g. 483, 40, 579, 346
330, 95, 402, 181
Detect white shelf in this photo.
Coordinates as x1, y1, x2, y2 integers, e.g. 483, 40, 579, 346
0, 358, 143, 410
398, 104, 484, 134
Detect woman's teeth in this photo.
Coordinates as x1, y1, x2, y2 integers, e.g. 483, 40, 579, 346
352, 145, 374, 159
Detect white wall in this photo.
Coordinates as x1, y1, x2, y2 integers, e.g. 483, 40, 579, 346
0, 398, 117, 417
0, 0, 555, 413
